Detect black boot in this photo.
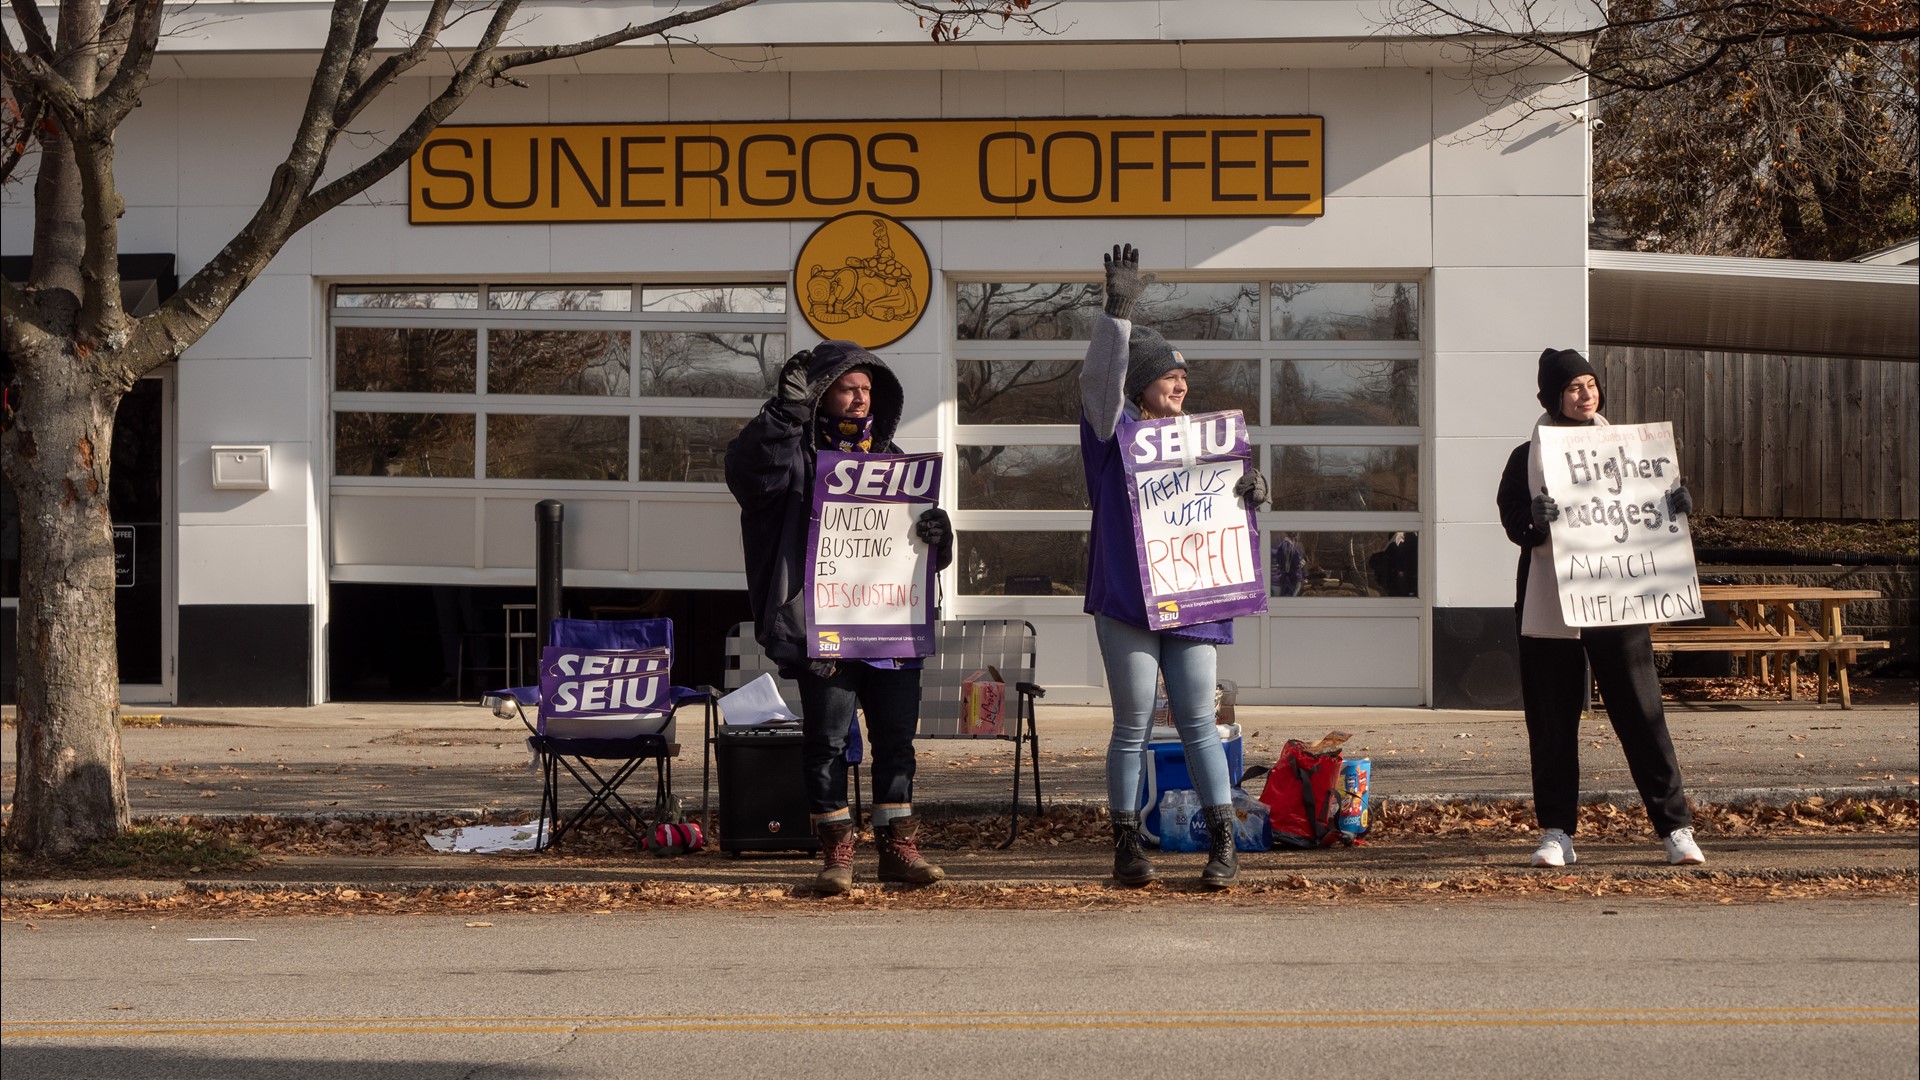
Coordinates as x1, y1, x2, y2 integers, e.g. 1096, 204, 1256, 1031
1110, 811, 1157, 887
1201, 804, 1239, 889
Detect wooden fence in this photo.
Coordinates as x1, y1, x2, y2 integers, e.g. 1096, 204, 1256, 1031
1595, 347, 1919, 521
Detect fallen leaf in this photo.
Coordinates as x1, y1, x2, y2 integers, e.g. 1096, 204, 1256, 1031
465, 921, 493, 928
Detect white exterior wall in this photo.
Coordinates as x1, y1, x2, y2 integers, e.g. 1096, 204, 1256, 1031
1, 6, 1596, 705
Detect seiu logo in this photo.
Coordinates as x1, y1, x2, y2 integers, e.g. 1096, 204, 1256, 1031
1128, 412, 1242, 466
817, 631, 842, 652
822, 458, 936, 498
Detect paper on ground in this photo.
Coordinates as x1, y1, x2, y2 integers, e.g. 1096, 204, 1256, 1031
425, 821, 550, 853
717, 672, 799, 727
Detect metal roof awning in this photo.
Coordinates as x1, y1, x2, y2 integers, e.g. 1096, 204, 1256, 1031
1589, 250, 1919, 363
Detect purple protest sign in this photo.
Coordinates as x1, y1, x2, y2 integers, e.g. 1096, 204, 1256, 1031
1121, 409, 1267, 629
536, 646, 672, 738
805, 450, 943, 660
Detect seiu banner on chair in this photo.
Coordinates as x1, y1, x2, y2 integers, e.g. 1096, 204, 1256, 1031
1538, 422, 1702, 628
1123, 410, 1267, 630
538, 647, 672, 730
806, 450, 943, 660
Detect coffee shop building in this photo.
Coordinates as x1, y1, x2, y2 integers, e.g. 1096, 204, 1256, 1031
0, 1, 1612, 709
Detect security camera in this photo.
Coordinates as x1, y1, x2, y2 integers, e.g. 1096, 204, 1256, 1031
1590, 118, 1605, 130
1570, 108, 1586, 121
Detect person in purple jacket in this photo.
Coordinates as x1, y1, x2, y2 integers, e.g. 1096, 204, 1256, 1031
1083, 244, 1269, 889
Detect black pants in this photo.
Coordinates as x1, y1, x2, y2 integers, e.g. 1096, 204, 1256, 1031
1518, 625, 1691, 837
796, 662, 921, 816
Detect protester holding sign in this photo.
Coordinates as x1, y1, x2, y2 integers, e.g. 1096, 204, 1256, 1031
1496, 348, 1706, 869
725, 342, 953, 894
1082, 244, 1269, 890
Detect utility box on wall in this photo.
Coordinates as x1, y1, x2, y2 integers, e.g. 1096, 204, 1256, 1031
210, 445, 271, 490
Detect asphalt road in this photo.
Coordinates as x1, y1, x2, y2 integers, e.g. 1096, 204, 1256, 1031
4, 898, 1915, 1079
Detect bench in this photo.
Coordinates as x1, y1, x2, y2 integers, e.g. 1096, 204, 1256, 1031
1649, 585, 1889, 708
704, 620, 1046, 847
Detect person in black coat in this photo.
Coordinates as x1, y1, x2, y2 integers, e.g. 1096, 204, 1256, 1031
1496, 348, 1705, 868
725, 341, 953, 894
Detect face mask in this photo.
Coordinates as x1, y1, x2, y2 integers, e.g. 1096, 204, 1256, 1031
815, 411, 875, 453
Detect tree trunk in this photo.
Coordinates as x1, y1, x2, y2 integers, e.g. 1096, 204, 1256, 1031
4, 344, 129, 857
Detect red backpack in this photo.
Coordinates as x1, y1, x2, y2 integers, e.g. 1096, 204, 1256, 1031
1254, 736, 1348, 848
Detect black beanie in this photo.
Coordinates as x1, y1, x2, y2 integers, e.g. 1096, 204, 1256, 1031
1124, 327, 1187, 401
1535, 347, 1603, 413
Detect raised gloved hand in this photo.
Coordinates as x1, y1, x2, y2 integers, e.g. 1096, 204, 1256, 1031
1666, 481, 1693, 518
915, 506, 952, 550
775, 350, 812, 424
1103, 243, 1152, 320
1531, 487, 1560, 528
1233, 467, 1269, 509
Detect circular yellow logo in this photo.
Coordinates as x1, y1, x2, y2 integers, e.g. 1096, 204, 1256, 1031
795, 212, 930, 349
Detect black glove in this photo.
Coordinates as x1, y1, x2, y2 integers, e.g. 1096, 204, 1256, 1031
1103, 243, 1151, 320
915, 506, 952, 550
1530, 487, 1559, 528
808, 659, 838, 678
1666, 481, 1693, 518
775, 350, 812, 424
1233, 467, 1269, 509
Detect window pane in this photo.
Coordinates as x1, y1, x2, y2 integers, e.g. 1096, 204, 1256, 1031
1272, 445, 1418, 511
636, 332, 786, 398
636, 416, 747, 483
486, 414, 628, 481
641, 285, 786, 314
1270, 530, 1418, 598
957, 357, 1081, 425
958, 531, 1089, 595
333, 289, 478, 309
335, 412, 475, 478
488, 286, 631, 311
1187, 359, 1260, 419
487, 329, 630, 396
1270, 283, 1419, 341
957, 446, 1087, 510
1273, 359, 1419, 426
335, 327, 477, 393
1133, 283, 1258, 340
956, 283, 1102, 341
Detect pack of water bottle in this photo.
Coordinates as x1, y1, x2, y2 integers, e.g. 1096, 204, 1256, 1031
1157, 787, 1273, 852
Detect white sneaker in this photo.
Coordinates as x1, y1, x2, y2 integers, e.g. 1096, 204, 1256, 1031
1530, 829, 1577, 868
1664, 827, 1706, 866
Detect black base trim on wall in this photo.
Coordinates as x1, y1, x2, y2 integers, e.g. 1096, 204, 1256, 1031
180, 604, 312, 706
1433, 606, 1522, 710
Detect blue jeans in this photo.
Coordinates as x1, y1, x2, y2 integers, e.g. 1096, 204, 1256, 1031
797, 662, 920, 816
1094, 615, 1233, 813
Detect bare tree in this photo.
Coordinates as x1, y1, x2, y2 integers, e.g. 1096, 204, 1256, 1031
1386, 1, 1919, 258
0, 0, 1055, 856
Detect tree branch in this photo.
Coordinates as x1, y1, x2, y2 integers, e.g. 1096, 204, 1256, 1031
486, 0, 759, 71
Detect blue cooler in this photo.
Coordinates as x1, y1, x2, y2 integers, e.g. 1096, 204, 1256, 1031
1137, 724, 1243, 846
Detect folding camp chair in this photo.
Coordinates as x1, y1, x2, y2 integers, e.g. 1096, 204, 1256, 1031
486, 617, 713, 851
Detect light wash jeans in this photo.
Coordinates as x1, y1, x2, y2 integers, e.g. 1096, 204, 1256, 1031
1094, 614, 1233, 814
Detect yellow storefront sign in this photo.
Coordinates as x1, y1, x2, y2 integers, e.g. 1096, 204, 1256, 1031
410, 118, 1322, 223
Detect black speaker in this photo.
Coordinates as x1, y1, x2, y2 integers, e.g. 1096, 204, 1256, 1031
713, 724, 818, 854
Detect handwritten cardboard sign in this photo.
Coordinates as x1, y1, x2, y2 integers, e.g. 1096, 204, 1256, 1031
1122, 410, 1267, 629
1538, 422, 1702, 627
536, 646, 672, 737
806, 450, 943, 660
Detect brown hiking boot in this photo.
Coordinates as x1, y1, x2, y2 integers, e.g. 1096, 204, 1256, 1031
814, 819, 855, 895
875, 815, 945, 885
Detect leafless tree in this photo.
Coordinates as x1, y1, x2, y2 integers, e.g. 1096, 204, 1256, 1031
1385, 1, 1918, 258
0, 0, 1055, 856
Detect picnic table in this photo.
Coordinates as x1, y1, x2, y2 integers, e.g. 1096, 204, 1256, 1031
1649, 584, 1889, 708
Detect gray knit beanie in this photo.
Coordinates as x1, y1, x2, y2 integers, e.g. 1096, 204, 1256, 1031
1124, 327, 1186, 401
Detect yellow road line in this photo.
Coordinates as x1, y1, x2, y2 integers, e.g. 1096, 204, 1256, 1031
4, 1008, 1914, 1040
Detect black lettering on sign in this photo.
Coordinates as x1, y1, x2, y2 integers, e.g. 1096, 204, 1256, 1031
866, 133, 920, 205
801, 133, 861, 205
676, 134, 730, 207
619, 136, 665, 207
419, 138, 475, 210
1160, 129, 1204, 201
1041, 130, 1101, 203
979, 131, 1034, 204
1211, 129, 1256, 202
740, 133, 797, 206
1265, 129, 1311, 201
1110, 129, 1153, 201
552, 137, 611, 209
483, 137, 538, 210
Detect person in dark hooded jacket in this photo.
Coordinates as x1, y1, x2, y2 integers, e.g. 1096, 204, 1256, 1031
724, 341, 953, 895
